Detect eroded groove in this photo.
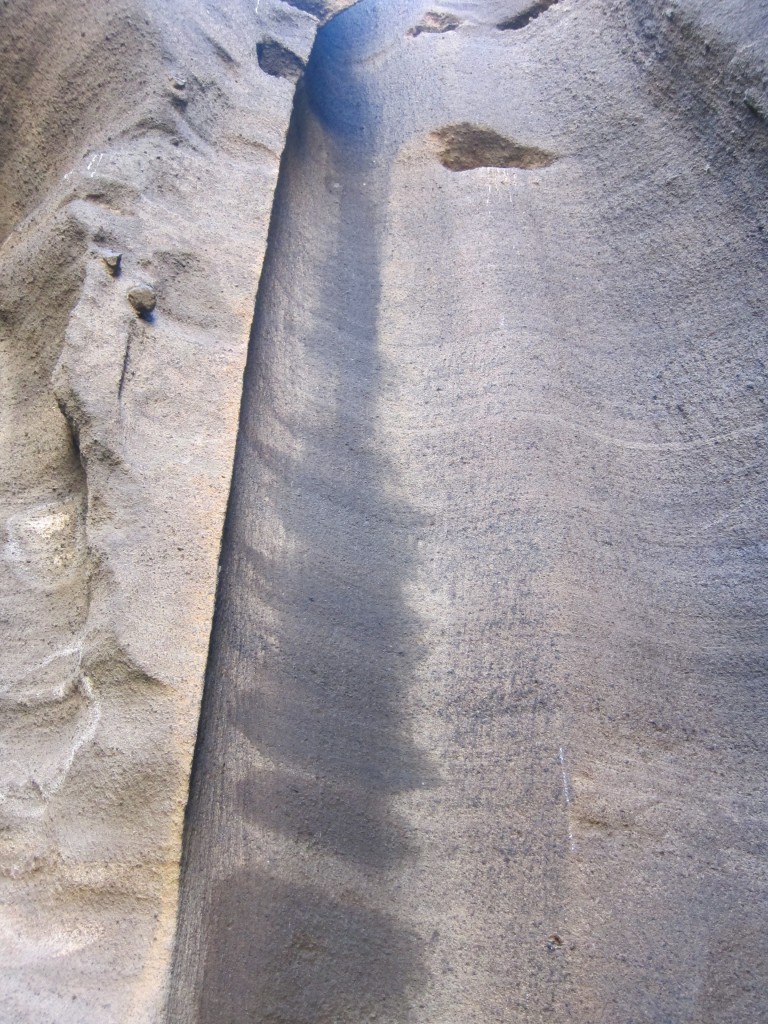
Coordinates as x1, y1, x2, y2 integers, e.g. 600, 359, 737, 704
497, 0, 562, 31
430, 122, 557, 171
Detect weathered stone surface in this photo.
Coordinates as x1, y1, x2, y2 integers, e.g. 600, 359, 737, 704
2, 1, 768, 1023
171, 1, 768, 1023
0, 1, 356, 1021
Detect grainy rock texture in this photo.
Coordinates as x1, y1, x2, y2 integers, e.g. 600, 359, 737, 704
171, 1, 768, 1023
2, 0, 768, 1023
0, 1, 356, 1021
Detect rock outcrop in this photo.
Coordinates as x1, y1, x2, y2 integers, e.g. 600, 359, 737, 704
2, 1, 768, 1022
0, 1, 357, 1021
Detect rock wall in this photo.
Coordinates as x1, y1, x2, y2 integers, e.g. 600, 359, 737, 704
0, 2, 357, 1021
2, 1, 768, 1022
170, 1, 768, 1022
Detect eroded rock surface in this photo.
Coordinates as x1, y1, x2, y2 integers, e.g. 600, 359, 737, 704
2, 0, 768, 1023
0, 1, 356, 1021
171, 1, 768, 1023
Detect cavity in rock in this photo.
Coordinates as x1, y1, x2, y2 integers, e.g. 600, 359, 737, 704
407, 12, 461, 37
257, 39, 307, 83
497, 0, 561, 31
430, 123, 557, 171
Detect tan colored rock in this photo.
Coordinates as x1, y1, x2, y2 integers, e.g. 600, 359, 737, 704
127, 284, 157, 317
101, 251, 122, 275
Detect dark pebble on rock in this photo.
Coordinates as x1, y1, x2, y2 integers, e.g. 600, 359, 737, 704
127, 284, 157, 316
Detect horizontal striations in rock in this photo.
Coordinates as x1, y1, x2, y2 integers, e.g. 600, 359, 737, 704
169, 1, 768, 1023
3, 0, 768, 1022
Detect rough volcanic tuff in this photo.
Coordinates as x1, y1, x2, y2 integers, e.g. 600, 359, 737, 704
2, 0, 768, 1023
0, 1, 357, 1021
171, 1, 768, 1023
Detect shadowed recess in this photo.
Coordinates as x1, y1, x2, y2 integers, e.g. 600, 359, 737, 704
166, 2, 432, 1020
257, 38, 306, 82
497, 0, 562, 31
430, 122, 557, 171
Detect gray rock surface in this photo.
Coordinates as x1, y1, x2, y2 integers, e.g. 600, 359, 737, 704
1, 0, 767, 1022
0, 1, 356, 1021
171, 1, 768, 1022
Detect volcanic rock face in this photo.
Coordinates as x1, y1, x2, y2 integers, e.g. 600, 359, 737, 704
2, 1, 768, 1022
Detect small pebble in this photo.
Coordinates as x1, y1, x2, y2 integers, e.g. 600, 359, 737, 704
127, 284, 157, 317
102, 251, 122, 275
169, 75, 188, 108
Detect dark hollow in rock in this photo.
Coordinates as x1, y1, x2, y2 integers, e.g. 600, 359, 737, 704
498, 0, 561, 31
430, 123, 557, 171
281, 0, 332, 20
407, 12, 462, 37
257, 39, 307, 83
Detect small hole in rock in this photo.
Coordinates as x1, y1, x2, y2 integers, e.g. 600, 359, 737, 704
430, 123, 557, 172
257, 40, 306, 83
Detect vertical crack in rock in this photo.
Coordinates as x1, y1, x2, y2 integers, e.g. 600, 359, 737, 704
117, 319, 141, 400
167, 3, 429, 1021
